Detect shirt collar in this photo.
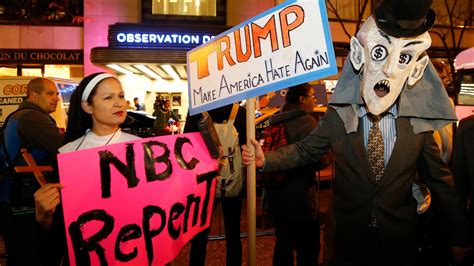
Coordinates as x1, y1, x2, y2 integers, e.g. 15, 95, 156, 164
359, 104, 398, 118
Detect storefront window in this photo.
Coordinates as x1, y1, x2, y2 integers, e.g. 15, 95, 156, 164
45, 64, 70, 79
0, 67, 17, 76
142, 0, 225, 24
152, 0, 216, 16
0, 64, 82, 79
21, 68, 42, 77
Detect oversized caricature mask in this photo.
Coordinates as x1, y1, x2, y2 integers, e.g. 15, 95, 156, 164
349, 17, 431, 115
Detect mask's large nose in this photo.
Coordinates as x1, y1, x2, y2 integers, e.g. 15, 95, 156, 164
383, 48, 400, 78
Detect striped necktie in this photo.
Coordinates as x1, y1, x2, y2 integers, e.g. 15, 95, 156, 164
367, 114, 384, 183
367, 114, 384, 228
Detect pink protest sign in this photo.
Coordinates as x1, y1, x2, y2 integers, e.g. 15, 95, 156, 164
58, 133, 218, 266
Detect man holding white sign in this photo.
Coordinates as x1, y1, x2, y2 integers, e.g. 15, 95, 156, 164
243, 0, 471, 265
187, 1, 337, 264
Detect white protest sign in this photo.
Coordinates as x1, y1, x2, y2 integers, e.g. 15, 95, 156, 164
187, 0, 337, 115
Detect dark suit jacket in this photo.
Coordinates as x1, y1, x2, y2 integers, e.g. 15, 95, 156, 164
265, 107, 469, 266
452, 115, 474, 241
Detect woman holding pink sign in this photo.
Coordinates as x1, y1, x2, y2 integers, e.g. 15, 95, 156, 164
36, 72, 140, 224
33, 73, 139, 265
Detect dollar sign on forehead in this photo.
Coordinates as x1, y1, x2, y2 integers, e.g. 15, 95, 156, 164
374, 47, 384, 59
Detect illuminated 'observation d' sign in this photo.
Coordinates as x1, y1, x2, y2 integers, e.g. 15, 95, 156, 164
107, 23, 221, 50
116, 33, 213, 46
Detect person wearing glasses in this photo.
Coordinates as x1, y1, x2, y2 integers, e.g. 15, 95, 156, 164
261, 83, 327, 265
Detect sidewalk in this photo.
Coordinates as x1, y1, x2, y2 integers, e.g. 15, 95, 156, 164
173, 165, 333, 265
173, 194, 330, 265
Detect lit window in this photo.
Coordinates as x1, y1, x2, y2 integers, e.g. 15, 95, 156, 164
45, 65, 71, 79
152, 0, 216, 16
0, 67, 17, 76
21, 68, 42, 77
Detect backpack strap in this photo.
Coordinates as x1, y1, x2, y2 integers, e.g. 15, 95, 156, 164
2, 108, 25, 163
227, 103, 239, 126
1, 107, 40, 167
1, 110, 24, 178
202, 104, 239, 125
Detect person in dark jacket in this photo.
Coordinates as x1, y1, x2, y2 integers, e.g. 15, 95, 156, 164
183, 104, 246, 266
0, 77, 64, 266
264, 83, 328, 265
452, 115, 474, 263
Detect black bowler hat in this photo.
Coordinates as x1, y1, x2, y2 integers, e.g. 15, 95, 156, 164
374, 0, 436, 38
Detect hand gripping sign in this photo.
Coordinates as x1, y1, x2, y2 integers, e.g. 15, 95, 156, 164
187, 0, 337, 115
58, 133, 218, 266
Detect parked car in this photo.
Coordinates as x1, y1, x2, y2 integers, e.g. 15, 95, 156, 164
120, 110, 156, 137
122, 106, 327, 139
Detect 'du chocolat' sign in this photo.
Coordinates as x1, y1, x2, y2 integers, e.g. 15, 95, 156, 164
0, 49, 83, 64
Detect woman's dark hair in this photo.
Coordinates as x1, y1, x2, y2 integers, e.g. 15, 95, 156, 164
432, 60, 447, 73
285, 83, 312, 105
63, 72, 113, 144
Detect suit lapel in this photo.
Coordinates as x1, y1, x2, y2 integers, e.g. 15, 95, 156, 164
349, 117, 375, 184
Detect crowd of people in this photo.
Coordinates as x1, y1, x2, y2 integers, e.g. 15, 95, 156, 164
0, 0, 473, 265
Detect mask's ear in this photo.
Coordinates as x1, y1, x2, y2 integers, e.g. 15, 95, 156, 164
350, 37, 364, 71
408, 55, 429, 86
81, 101, 93, 114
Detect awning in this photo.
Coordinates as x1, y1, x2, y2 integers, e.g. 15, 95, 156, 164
91, 47, 188, 79
90, 23, 230, 80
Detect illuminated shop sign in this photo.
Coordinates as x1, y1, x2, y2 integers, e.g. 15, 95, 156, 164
0, 49, 83, 64
108, 24, 226, 50
116, 33, 213, 46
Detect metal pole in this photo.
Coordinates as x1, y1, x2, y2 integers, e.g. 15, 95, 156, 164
246, 97, 256, 266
